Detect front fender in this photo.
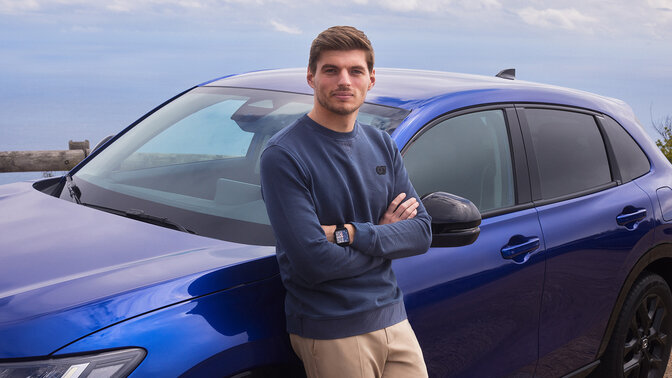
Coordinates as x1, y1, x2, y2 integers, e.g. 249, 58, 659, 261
53, 274, 296, 377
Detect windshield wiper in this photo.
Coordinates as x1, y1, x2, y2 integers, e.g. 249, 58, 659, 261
65, 175, 196, 234
80, 203, 197, 235
124, 209, 197, 234
65, 174, 82, 204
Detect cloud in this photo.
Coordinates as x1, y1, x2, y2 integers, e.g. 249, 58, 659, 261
458, 0, 502, 11
69, 25, 102, 33
517, 7, 598, 31
0, 0, 668, 39
0, 0, 220, 14
381, 0, 418, 12
106, 0, 134, 12
0, 0, 40, 14
647, 0, 672, 10
375, 0, 501, 13
271, 20, 302, 34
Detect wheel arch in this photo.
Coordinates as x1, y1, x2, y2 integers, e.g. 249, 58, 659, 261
596, 242, 672, 359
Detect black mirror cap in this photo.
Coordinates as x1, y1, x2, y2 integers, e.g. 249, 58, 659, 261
431, 227, 480, 248
422, 192, 481, 231
421, 192, 482, 247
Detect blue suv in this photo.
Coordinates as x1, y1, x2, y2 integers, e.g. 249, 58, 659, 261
1, 68, 671, 377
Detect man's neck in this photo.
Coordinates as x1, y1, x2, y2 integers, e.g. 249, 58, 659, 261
307, 107, 358, 133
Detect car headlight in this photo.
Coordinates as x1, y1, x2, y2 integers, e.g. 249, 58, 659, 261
0, 348, 145, 378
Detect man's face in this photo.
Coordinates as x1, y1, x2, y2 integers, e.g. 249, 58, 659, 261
307, 49, 375, 116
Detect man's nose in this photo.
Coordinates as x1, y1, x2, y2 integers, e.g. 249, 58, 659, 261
337, 69, 351, 86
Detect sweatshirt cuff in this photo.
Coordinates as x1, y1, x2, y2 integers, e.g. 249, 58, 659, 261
351, 222, 375, 254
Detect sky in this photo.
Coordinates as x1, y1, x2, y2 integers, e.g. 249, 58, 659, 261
1, 0, 671, 183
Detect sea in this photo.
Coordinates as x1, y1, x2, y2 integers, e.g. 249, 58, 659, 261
0, 78, 195, 186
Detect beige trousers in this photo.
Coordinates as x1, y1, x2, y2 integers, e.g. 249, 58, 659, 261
289, 319, 428, 378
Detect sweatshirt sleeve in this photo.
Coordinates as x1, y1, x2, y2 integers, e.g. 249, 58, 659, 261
350, 138, 432, 259
260, 145, 387, 285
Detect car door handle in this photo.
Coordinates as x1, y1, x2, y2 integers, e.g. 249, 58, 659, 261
616, 208, 647, 226
501, 237, 540, 260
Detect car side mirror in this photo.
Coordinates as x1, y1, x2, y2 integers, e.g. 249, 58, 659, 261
421, 192, 481, 247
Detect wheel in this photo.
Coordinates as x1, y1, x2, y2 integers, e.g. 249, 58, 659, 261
599, 273, 672, 378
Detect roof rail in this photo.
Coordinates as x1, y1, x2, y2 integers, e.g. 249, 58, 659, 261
496, 68, 515, 80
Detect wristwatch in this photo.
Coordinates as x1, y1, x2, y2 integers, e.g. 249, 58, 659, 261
334, 224, 350, 247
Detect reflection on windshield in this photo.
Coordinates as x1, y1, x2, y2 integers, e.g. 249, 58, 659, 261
68, 86, 409, 245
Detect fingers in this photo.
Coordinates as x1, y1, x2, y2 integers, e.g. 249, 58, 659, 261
379, 193, 420, 224
394, 197, 419, 220
386, 192, 407, 214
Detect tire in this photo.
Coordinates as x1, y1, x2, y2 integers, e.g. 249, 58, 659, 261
598, 273, 672, 378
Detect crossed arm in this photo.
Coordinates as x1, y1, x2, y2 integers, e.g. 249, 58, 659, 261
260, 144, 431, 284
321, 192, 420, 244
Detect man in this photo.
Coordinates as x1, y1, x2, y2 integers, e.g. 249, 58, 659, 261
260, 26, 432, 378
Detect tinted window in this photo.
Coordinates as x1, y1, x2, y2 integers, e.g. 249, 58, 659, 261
525, 109, 611, 200
601, 116, 650, 182
403, 110, 515, 212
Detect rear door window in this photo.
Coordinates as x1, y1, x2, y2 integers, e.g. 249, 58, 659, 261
522, 108, 611, 200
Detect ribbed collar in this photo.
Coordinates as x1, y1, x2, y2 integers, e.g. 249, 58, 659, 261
301, 114, 359, 140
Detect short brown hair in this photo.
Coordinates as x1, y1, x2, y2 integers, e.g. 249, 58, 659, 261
308, 26, 374, 74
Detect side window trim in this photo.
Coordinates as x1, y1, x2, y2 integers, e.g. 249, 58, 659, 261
515, 105, 542, 202
532, 181, 618, 208
595, 115, 624, 185
401, 104, 531, 218
515, 104, 618, 205
505, 107, 532, 205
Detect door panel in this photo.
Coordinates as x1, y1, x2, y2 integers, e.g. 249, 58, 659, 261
535, 182, 654, 376
396, 209, 545, 377
515, 106, 656, 375
399, 107, 545, 377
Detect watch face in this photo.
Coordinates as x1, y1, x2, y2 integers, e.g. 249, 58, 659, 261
335, 229, 349, 244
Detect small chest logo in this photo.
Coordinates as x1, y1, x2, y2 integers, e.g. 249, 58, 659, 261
376, 166, 387, 175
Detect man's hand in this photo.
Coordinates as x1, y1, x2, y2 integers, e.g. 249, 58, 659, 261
320, 193, 417, 245
379, 192, 419, 225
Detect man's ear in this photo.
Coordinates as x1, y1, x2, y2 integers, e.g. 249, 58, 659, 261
307, 68, 315, 89
368, 68, 376, 90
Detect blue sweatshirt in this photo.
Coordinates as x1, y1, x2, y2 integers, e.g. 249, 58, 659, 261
260, 115, 432, 339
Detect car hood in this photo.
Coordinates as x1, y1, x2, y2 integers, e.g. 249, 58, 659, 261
0, 181, 277, 358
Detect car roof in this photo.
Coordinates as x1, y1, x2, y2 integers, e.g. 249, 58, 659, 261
203, 67, 628, 114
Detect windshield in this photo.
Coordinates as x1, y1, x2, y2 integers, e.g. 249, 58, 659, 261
66, 86, 410, 245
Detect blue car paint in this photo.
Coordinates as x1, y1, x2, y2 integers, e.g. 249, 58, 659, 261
0, 182, 276, 359
1, 68, 671, 377
54, 274, 291, 377
656, 187, 672, 222
535, 181, 655, 376
395, 208, 546, 376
